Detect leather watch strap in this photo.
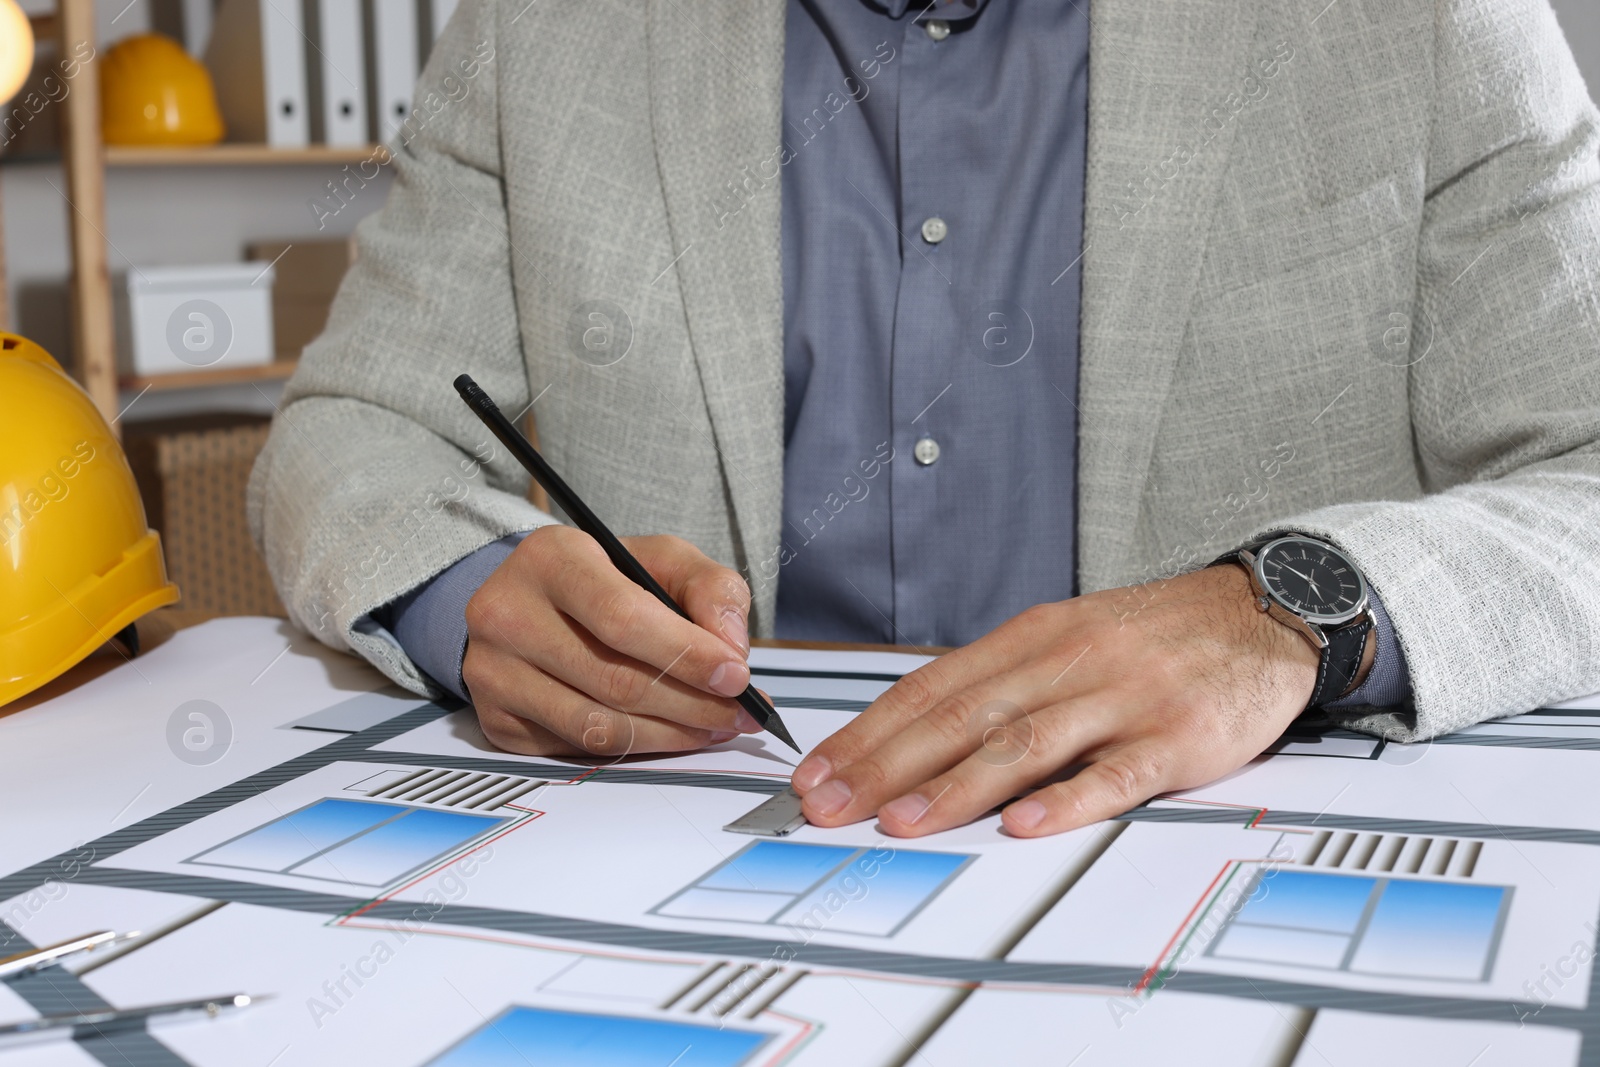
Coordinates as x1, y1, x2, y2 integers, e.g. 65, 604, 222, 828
1309, 615, 1374, 708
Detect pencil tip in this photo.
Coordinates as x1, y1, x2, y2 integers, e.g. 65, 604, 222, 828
767, 716, 801, 754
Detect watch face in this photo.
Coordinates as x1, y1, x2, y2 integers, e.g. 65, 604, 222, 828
1254, 537, 1368, 625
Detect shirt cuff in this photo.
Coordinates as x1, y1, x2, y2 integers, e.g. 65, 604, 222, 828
1326, 588, 1412, 708
371, 532, 532, 703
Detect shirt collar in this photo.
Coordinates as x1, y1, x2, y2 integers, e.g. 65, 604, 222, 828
872, 0, 987, 24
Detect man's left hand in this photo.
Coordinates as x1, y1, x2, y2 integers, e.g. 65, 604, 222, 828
790, 564, 1322, 837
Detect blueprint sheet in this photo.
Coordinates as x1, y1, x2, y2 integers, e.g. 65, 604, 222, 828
2, 616, 1600, 1066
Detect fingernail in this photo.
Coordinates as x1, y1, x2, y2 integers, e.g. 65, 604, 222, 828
720, 608, 750, 653
806, 778, 852, 817
882, 793, 929, 826
1007, 799, 1047, 830
708, 660, 749, 698
707, 730, 739, 745
734, 709, 762, 733
792, 755, 832, 793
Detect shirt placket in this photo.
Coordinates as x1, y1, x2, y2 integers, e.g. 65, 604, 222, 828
888, 10, 966, 646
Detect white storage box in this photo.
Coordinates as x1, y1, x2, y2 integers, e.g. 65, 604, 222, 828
118, 263, 276, 377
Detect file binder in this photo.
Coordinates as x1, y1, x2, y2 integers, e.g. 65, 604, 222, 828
204, 0, 310, 146
364, 0, 419, 140
303, 0, 369, 145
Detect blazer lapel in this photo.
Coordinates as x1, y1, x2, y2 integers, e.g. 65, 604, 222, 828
647, 0, 788, 628
1077, 0, 1263, 591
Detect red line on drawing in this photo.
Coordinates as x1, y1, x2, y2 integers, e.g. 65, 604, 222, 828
597, 763, 790, 780
528, 766, 601, 786
755, 1009, 817, 1065
1136, 860, 1237, 993
1151, 796, 1322, 834
332, 918, 715, 966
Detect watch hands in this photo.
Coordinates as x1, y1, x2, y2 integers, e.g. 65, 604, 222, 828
1284, 565, 1324, 599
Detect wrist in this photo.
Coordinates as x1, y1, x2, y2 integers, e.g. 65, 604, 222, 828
1198, 562, 1320, 704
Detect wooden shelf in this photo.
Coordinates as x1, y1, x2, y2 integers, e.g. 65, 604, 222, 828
104, 143, 387, 168
119, 360, 298, 393
44, 0, 377, 430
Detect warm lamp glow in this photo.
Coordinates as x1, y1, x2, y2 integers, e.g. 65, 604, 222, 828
0, 0, 33, 105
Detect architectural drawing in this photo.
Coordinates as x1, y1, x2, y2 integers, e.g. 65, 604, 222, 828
2, 633, 1599, 1066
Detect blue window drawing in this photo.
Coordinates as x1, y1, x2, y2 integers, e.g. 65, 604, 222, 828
186, 798, 506, 887
653, 840, 973, 937
424, 1006, 769, 1067
1207, 868, 1511, 981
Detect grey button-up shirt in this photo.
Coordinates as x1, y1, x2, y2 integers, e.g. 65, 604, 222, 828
375, 0, 1410, 710
775, 0, 1087, 647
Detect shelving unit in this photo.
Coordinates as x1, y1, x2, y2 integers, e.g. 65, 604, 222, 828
118, 359, 299, 393
57, 0, 114, 422
47, 0, 379, 430
105, 143, 383, 167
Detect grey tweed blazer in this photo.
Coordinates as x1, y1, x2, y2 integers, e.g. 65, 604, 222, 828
248, 0, 1600, 742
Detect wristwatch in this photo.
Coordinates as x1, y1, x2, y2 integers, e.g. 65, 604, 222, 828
1213, 535, 1377, 709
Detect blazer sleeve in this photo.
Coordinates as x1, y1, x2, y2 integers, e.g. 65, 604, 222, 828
247, 0, 555, 698
1247, 0, 1600, 741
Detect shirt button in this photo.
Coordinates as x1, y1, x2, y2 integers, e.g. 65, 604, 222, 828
913, 437, 941, 466
920, 217, 948, 244
924, 19, 950, 41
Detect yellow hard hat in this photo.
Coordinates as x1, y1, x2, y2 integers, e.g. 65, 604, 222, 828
100, 33, 224, 146
0, 334, 180, 707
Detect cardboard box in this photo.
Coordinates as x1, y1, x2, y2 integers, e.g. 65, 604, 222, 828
245, 238, 355, 362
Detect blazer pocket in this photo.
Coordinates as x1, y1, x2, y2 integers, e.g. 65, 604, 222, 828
1201, 174, 1408, 295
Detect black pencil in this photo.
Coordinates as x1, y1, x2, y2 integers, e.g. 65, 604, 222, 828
454, 374, 800, 754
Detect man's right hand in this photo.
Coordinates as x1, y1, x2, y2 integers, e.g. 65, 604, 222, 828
461, 526, 761, 758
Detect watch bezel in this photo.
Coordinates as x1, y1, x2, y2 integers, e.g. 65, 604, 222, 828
1250, 536, 1369, 627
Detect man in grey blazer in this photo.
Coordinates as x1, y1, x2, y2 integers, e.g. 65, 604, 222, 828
249, 0, 1600, 839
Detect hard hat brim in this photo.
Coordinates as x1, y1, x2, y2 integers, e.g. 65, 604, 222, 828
0, 531, 180, 707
